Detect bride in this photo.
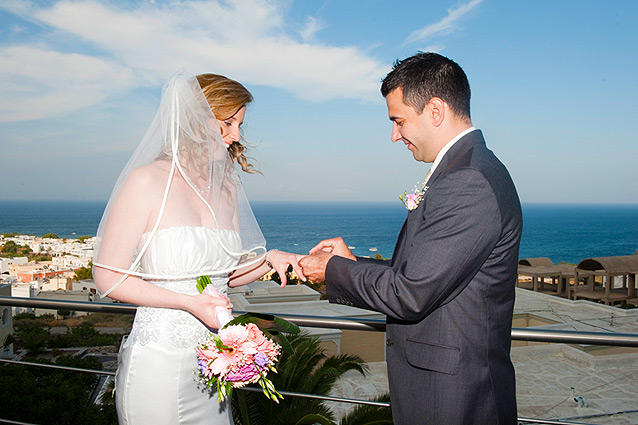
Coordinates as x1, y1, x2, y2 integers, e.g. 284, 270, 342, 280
93, 71, 304, 424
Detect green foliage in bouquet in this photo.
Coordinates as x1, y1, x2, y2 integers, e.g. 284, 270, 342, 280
196, 275, 301, 353
225, 313, 299, 355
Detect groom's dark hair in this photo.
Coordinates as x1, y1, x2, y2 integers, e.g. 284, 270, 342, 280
381, 52, 471, 121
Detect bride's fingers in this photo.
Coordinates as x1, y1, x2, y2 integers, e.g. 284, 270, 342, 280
283, 253, 307, 282
202, 293, 231, 308
289, 260, 307, 282
276, 266, 288, 287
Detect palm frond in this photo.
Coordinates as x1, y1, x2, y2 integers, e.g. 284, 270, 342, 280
295, 413, 336, 425
272, 398, 336, 425
302, 354, 368, 396
231, 333, 369, 425
232, 389, 264, 425
339, 393, 393, 425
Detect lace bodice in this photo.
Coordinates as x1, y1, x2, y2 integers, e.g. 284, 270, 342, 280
125, 227, 241, 348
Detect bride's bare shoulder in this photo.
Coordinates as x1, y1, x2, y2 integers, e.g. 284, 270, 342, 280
124, 160, 171, 195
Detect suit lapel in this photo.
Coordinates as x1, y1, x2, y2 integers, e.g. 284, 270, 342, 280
390, 130, 487, 266
391, 204, 423, 266
390, 219, 408, 267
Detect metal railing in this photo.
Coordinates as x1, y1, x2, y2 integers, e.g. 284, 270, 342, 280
3, 296, 638, 346
2, 295, 638, 425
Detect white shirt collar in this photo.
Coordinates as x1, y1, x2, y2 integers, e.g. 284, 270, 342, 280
424, 127, 476, 185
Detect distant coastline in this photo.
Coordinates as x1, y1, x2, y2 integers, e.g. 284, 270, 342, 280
1, 200, 637, 264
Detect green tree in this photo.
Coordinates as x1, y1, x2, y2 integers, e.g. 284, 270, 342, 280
232, 333, 367, 425
50, 323, 120, 349
31, 254, 53, 261
1, 240, 18, 253
77, 235, 92, 242
58, 309, 72, 319
13, 312, 36, 320
73, 261, 93, 281
14, 321, 50, 355
21, 244, 33, 255
42, 233, 59, 239
0, 356, 117, 424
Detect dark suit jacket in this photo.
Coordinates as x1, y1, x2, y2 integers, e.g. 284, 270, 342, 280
326, 130, 522, 425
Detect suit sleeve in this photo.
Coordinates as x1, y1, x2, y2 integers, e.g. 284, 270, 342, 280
326, 168, 501, 322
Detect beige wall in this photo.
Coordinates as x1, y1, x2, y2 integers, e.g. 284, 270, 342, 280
0, 284, 14, 357
340, 329, 386, 363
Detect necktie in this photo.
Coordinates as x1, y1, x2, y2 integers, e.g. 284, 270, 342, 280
423, 167, 434, 186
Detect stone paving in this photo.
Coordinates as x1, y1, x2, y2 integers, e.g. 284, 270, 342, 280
329, 288, 638, 424
512, 344, 638, 424
326, 362, 390, 420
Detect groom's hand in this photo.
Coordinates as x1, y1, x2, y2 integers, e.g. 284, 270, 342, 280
309, 237, 356, 261
299, 251, 333, 283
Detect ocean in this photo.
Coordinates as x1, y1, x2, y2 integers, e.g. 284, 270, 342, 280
0, 200, 637, 265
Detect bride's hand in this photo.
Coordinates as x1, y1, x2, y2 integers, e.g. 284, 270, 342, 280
267, 250, 307, 287
187, 293, 232, 329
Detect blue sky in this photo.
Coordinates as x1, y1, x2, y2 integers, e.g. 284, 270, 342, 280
1, 0, 637, 204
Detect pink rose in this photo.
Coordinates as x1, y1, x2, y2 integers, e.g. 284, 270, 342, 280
246, 323, 267, 346
406, 193, 419, 210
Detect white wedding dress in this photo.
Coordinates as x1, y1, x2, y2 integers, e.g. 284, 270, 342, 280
116, 226, 241, 424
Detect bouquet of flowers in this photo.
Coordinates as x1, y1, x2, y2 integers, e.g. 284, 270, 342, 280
195, 275, 299, 402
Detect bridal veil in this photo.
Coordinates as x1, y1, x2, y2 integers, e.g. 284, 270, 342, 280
93, 71, 266, 297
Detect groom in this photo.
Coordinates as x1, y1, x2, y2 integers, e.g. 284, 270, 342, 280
299, 52, 522, 425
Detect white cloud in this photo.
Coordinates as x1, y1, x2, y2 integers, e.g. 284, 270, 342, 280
0, 46, 138, 122
299, 16, 325, 41
0, 0, 36, 17
403, 0, 483, 45
0, 0, 389, 122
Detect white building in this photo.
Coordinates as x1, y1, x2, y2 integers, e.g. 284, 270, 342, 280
41, 276, 73, 291
34, 286, 104, 317
70, 247, 94, 257
6, 235, 35, 246
52, 255, 92, 270
1, 257, 28, 274
9, 279, 101, 318
10, 282, 40, 315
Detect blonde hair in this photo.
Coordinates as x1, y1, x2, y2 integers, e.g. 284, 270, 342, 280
196, 73, 257, 174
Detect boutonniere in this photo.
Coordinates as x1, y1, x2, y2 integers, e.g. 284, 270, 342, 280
399, 181, 428, 210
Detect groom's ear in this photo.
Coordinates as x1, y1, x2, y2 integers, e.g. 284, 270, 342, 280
426, 97, 446, 127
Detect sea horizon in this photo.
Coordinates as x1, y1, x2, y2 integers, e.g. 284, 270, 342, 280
2, 199, 638, 206
1, 200, 637, 265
